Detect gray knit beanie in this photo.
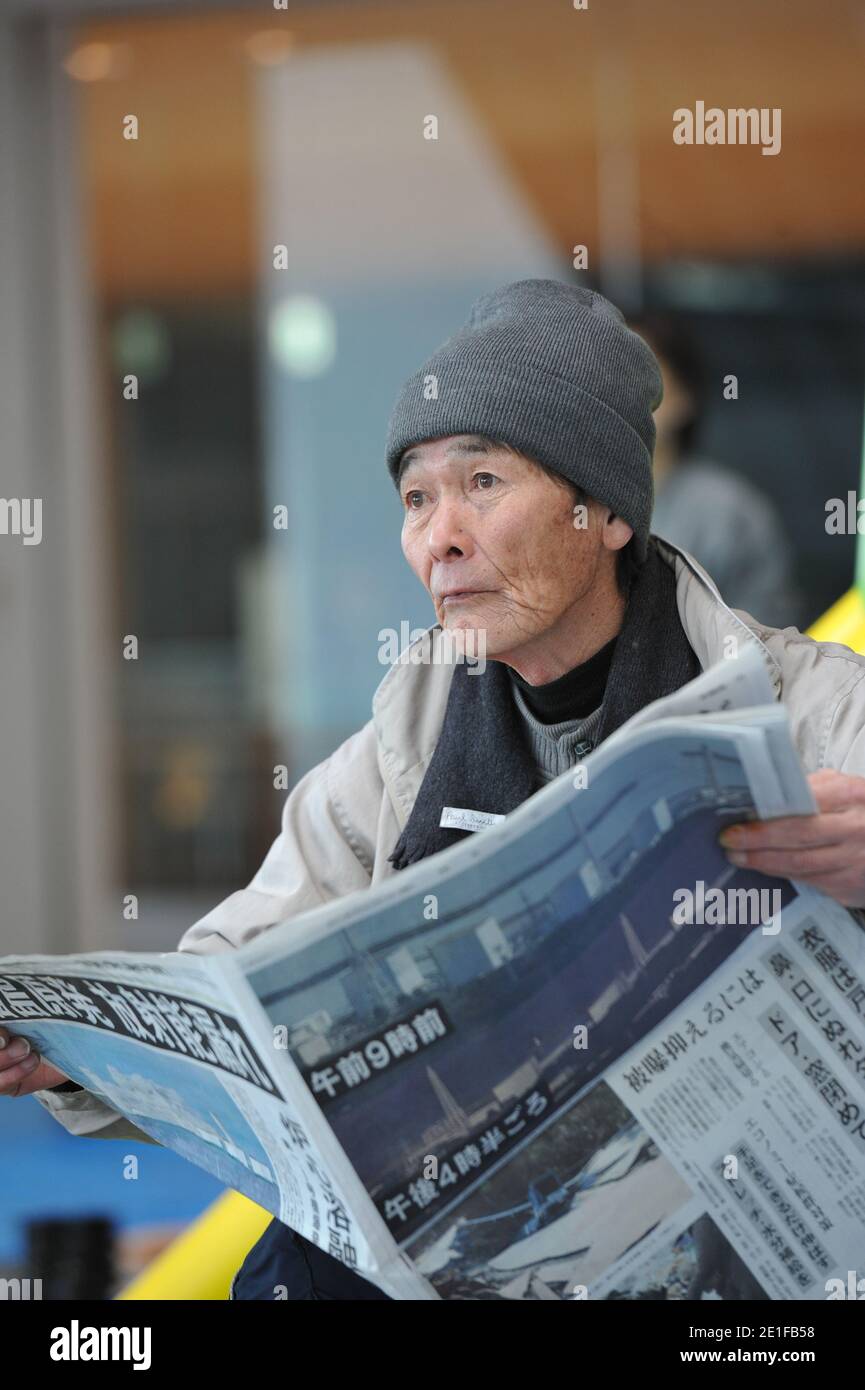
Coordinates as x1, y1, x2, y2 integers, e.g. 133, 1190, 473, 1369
385, 278, 663, 562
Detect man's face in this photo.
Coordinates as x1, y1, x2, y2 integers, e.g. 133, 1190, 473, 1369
398, 434, 618, 665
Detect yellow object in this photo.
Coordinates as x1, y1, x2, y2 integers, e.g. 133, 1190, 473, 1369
806, 586, 865, 652
117, 1190, 272, 1301
121, 577, 865, 1302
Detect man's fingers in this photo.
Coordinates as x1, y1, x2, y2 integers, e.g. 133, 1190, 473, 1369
726, 844, 856, 877
0, 1052, 41, 1095
721, 772, 865, 854
721, 811, 850, 852
0, 1036, 33, 1069
808, 768, 865, 809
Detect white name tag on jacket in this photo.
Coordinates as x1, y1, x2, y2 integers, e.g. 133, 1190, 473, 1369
440, 806, 506, 833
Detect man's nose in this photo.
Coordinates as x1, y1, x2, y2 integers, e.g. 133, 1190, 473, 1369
426, 496, 475, 561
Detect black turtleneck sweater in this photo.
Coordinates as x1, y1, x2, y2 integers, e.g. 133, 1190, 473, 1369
509, 634, 618, 725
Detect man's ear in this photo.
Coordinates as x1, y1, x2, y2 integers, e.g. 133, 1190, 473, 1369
603, 511, 634, 553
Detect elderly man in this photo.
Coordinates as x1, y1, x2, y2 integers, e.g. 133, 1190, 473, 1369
5, 279, 865, 1300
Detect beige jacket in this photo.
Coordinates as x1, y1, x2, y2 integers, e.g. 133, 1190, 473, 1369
35, 537, 865, 1142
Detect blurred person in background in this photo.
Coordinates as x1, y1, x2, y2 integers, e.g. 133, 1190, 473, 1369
632, 314, 799, 628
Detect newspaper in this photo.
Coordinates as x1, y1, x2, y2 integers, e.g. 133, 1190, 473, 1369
4, 645, 865, 1301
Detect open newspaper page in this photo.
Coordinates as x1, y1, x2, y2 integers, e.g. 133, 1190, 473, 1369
237, 674, 863, 1298
4, 648, 864, 1299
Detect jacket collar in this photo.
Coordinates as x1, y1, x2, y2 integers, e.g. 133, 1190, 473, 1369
654, 535, 782, 698
373, 535, 783, 822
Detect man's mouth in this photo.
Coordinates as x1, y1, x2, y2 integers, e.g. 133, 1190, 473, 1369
440, 590, 487, 605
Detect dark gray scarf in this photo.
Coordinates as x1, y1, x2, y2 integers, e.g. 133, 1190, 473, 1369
388, 538, 702, 871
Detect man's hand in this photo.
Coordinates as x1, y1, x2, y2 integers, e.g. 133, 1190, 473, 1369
719, 768, 865, 908
0, 1025, 67, 1097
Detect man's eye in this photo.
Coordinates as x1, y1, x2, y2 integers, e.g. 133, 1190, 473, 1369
405, 490, 425, 509
474, 472, 498, 490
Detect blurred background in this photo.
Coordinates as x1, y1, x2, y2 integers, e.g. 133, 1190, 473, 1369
1, 0, 864, 1291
